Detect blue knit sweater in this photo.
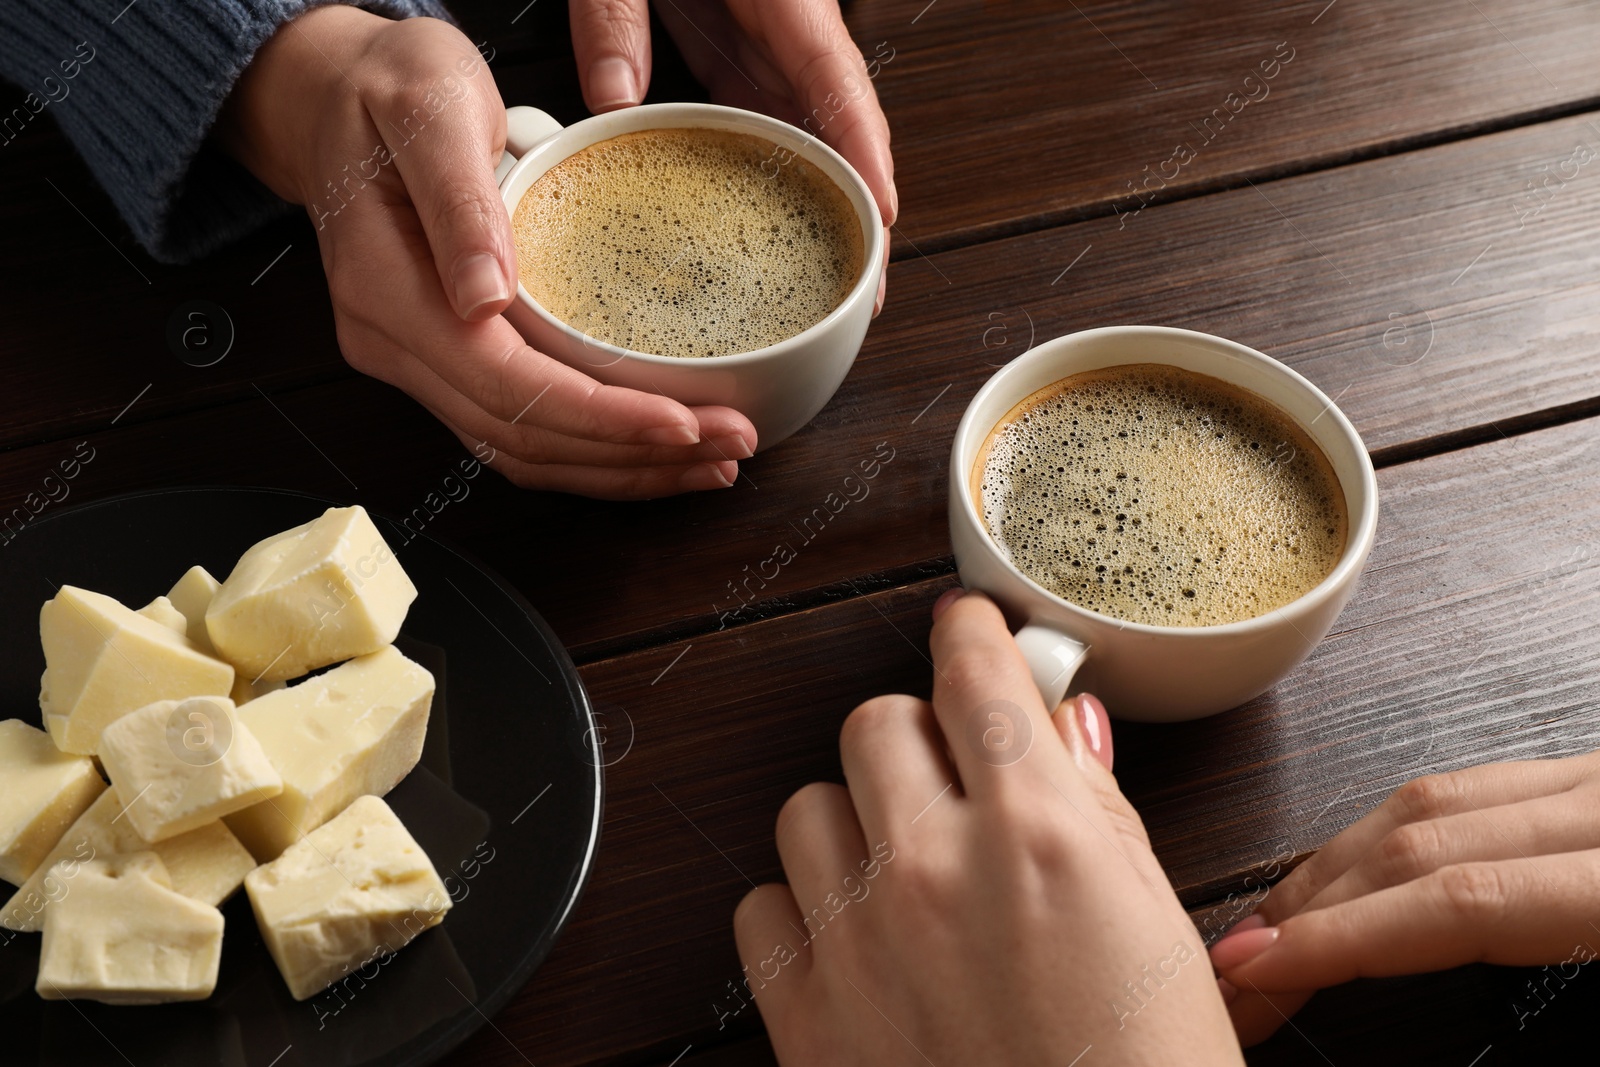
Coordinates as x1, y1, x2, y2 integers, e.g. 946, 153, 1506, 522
0, 1, 451, 263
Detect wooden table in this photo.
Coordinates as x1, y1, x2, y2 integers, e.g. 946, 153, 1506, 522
5, 0, 1600, 1062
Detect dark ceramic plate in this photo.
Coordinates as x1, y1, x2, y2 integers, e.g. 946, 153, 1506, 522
0, 488, 601, 1067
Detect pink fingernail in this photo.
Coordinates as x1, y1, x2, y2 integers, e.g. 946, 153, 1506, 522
681, 462, 734, 491
1209, 926, 1279, 971
1077, 693, 1112, 769
643, 423, 699, 447
588, 57, 639, 112
452, 253, 510, 320
932, 587, 964, 620
715, 434, 754, 460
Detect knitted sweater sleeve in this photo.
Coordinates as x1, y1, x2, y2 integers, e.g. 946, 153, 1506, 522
0, 0, 454, 263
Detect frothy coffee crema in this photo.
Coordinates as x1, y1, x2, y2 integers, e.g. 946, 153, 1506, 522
978, 364, 1347, 627
513, 128, 863, 359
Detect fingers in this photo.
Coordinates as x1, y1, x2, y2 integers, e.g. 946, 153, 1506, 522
925, 592, 1068, 797
839, 694, 959, 839
433, 414, 737, 499
371, 338, 754, 465
734, 882, 811, 993
1259, 754, 1598, 923
1051, 693, 1113, 774
754, 0, 896, 223
1296, 791, 1600, 915
327, 204, 717, 446
364, 24, 517, 322
872, 234, 888, 317
1217, 850, 1600, 994
774, 783, 871, 921
569, 0, 652, 111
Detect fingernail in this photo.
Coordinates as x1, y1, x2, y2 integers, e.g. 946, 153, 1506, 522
643, 423, 699, 447
1209, 926, 1279, 971
873, 270, 886, 317
681, 462, 734, 491
1228, 914, 1268, 936
452, 253, 510, 320
932, 587, 964, 620
1217, 978, 1238, 1005
1077, 693, 1111, 768
714, 434, 754, 461
588, 57, 639, 111
888, 183, 900, 226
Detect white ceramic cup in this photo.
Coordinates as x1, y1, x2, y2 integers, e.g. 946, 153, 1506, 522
949, 326, 1379, 722
494, 104, 885, 451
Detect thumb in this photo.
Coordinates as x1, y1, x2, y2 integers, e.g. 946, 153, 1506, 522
569, 0, 652, 112
374, 69, 517, 322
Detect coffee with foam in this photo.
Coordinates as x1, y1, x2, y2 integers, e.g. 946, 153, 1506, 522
976, 364, 1347, 627
512, 128, 863, 359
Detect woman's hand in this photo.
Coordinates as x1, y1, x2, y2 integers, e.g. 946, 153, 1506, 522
569, 0, 896, 314
735, 589, 1242, 1066
218, 6, 755, 499
1211, 751, 1600, 1046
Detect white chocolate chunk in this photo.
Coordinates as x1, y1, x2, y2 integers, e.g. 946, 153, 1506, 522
39, 585, 235, 755
0, 719, 106, 885
165, 565, 222, 656
36, 852, 224, 1005
98, 697, 283, 843
224, 646, 433, 861
1, 788, 254, 932
230, 674, 286, 707
246, 795, 450, 1001
206, 506, 417, 682
136, 596, 188, 635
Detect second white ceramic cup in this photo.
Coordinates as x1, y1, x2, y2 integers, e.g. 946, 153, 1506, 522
949, 326, 1379, 722
495, 104, 885, 452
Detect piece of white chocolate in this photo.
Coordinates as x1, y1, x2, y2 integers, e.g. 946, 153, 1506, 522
98, 697, 283, 843
1, 788, 255, 932
165, 565, 222, 656
0, 719, 106, 886
40, 585, 235, 755
36, 852, 224, 1005
206, 506, 417, 682
246, 795, 450, 1001
136, 596, 188, 635
224, 646, 433, 861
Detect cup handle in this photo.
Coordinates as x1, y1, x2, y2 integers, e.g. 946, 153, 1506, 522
495, 106, 565, 184
1014, 624, 1090, 711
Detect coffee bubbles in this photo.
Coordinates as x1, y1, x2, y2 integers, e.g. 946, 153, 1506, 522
513, 128, 863, 359
977, 364, 1347, 627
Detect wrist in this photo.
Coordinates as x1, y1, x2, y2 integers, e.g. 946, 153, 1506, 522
216, 4, 390, 204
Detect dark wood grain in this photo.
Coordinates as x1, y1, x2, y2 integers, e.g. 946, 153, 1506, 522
427, 414, 1600, 1066
654, 962, 1600, 1067
859, 0, 1600, 257
5, 110, 1594, 664
458, 0, 1600, 258
7, 1, 1600, 454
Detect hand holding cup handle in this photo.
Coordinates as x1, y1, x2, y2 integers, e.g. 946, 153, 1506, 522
950, 326, 1379, 722
494, 106, 565, 184
494, 101, 885, 451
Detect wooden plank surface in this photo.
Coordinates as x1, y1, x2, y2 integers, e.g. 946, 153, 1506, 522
8, 0, 1600, 452
456, 0, 1600, 256
430, 414, 1600, 1066
845, 0, 1600, 255
5, 110, 1594, 662
656, 964, 1600, 1067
